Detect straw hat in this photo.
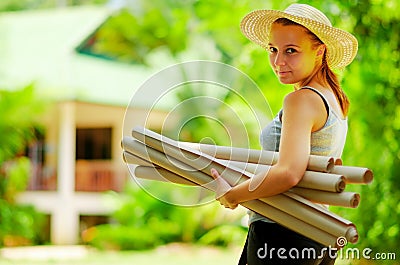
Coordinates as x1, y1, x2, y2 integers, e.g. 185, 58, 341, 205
240, 4, 358, 69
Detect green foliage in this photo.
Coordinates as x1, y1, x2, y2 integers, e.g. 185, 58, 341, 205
0, 85, 47, 246
91, 0, 399, 252
2, 0, 399, 254
0, 200, 46, 246
0, 85, 46, 162
83, 224, 163, 250
79, 1, 191, 64
181, 0, 400, 254
0, 157, 30, 203
325, 0, 400, 255
198, 225, 247, 247
0, 0, 108, 11
84, 183, 245, 250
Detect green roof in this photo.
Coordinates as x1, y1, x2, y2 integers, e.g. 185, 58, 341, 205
0, 6, 223, 109
0, 6, 178, 107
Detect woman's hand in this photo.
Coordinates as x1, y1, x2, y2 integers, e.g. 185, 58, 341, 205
210, 168, 238, 210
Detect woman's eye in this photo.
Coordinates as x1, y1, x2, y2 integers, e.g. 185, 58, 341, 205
286, 48, 297, 54
268, 47, 277, 53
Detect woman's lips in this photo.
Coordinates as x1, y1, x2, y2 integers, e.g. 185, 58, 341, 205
277, 71, 290, 76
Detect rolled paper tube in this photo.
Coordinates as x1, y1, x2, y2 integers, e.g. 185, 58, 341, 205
241, 200, 339, 247
219, 160, 346, 193
281, 192, 358, 244
219, 159, 271, 174
122, 137, 217, 189
127, 142, 340, 247
134, 166, 197, 186
127, 127, 358, 243
330, 166, 373, 184
180, 142, 334, 172
297, 171, 346, 193
259, 193, 358, 244
126, 151, 344, 193
345, 227, 359, 245
308, 156, 335, 172
335, 158, 343, 165
180, 142, 276, 164
290, 188, 360, 208
123, 151, 154, 166
132, 162, 358, 208
131, 159, 356, 244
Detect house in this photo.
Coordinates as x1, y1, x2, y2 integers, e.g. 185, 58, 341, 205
0, 5, 222, 245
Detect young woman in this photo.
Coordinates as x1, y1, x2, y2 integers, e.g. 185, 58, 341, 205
210, 4, 358, 265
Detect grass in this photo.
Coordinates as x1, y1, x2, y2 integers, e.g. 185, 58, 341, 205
1, 244, 398, 265
0, 243, 241, 265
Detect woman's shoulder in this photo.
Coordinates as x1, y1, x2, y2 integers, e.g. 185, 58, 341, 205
282, 89, 328, 130
283, 89, 327, 112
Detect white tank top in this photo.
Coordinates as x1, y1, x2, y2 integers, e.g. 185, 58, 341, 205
249, 86, 348, 224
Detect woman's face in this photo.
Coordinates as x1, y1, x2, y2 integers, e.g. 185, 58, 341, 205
268, 23, 322, 85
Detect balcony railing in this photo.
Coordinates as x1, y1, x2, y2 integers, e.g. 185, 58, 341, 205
75, 160, 122, 192
27, 163, 57, 191
26, 160, 126, 192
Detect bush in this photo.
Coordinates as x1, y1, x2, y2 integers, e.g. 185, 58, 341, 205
0, 200, 46, 246
0, 85, 47, 246
198, 225, 247, 247
83, 182, 246, 250
82, 224, 161, 250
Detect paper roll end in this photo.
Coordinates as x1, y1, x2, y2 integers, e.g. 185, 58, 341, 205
364, 169, 374, 184
334, 158, 342, 166
345, 227, 359, 244
327, 157, 335, 172
351, 193, 361, 208
337, 178, 346, 192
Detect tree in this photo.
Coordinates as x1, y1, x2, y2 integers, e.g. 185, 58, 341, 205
0, 85, 47, 246
206, 0, 400, 255
132, 0, 400, 254
27, 0, 397, 254
0, 0, 108, 11
336, 0, 400, 254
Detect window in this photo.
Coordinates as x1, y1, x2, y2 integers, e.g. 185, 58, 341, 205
76, 128, 112, 160
25, 127, 56, 190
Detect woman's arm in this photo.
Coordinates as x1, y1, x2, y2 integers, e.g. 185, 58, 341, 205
212, 89, 327, 209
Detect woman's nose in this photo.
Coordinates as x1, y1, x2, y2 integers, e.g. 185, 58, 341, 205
274, 52, 286, 66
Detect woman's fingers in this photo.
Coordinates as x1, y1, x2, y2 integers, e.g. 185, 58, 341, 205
210, 168, 232, 199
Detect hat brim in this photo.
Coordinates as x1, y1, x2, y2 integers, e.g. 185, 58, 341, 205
240, 10, 358, 69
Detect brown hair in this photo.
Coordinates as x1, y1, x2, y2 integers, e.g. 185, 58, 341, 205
273, 18, 350, 116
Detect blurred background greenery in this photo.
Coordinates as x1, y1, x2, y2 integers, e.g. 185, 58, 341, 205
0, 0, 399, 264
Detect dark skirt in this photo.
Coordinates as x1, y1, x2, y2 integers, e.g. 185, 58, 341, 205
238, 221, 337, 265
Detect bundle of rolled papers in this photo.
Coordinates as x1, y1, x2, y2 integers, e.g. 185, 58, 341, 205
121, 126, 373, 248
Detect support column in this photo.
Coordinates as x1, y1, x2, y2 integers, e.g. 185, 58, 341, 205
52, 101, 78, 244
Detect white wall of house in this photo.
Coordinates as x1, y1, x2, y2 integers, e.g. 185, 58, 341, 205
0, 6, 177, 245
17, 100, 171, 244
